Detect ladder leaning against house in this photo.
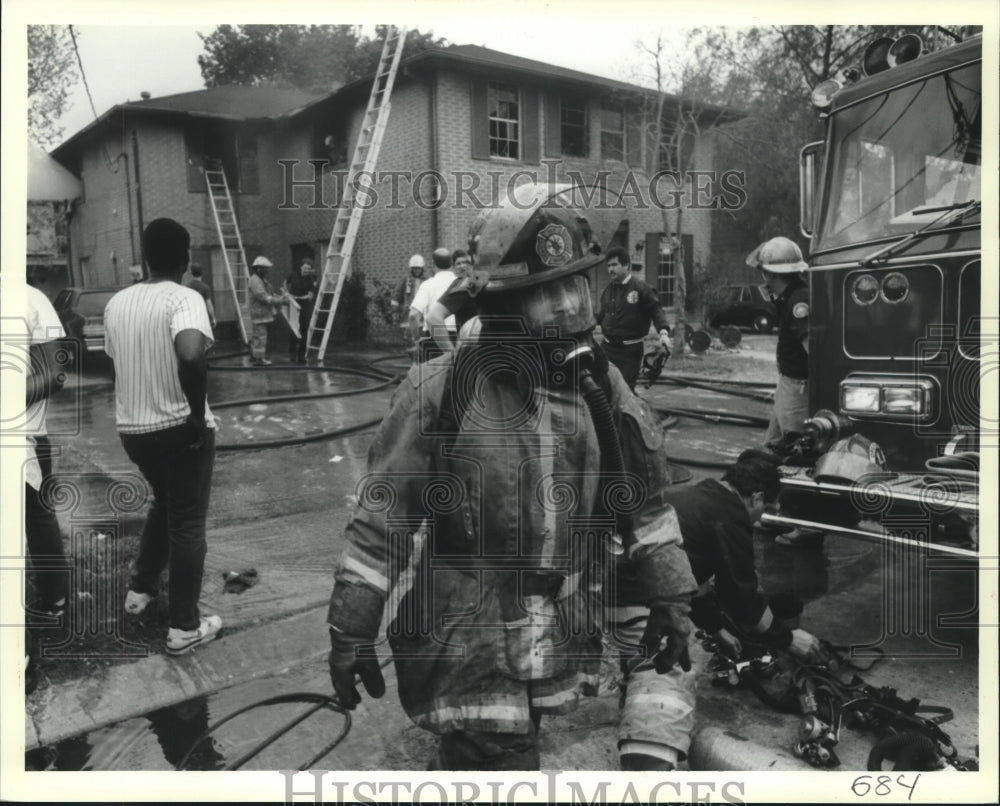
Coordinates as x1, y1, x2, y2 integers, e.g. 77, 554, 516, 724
305, 26, 407, 361
205, 161, 251, 345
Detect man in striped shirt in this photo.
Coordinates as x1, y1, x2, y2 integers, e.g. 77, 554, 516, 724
104, 218, 221, 656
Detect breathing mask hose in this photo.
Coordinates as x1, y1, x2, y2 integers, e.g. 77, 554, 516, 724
570, 345, 633, 554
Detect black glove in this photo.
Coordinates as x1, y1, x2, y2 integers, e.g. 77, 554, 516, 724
640, 598, 692, 673
327, 581, 386, 709
328, 629, 386, 709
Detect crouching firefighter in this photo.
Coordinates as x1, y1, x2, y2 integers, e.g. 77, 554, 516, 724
326, 183, 698, 771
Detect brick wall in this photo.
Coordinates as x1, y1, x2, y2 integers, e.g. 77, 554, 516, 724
66, 75, 731, 341
68, 127, 142, 288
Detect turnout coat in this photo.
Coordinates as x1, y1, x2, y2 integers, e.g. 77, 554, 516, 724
333, 348, 695, 737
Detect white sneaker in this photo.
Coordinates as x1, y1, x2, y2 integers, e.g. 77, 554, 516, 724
166, 615, 222, 656
125, 590, 153, 615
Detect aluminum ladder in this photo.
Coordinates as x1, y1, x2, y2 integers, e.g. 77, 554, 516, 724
205, 163, 251, 345
305, 26, 407, 360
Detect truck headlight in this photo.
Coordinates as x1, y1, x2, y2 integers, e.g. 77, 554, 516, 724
850, 274, 879, 306
883, 385, 926, 414
839, 376, 936, 421
841, 384, 880, 412
880, 272, 909, 304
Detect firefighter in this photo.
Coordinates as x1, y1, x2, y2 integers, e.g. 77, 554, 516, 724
665, 457, 821, 660
326, 183, 698, 771
746, 236, 810, 445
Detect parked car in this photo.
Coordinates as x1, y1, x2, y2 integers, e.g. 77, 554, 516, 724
709, 284, 777, 334
53, 287, 118, 357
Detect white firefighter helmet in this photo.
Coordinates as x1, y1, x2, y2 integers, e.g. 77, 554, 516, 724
745, 236, 808, 274
813, 434, 888, 483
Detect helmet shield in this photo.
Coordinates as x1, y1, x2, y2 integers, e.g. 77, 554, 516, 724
469, 184, 626, 292
478, 273, 595, 338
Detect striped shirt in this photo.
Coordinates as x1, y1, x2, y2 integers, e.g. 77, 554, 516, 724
104, 281, 215, 434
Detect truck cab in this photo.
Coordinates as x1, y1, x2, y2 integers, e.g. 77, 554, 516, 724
764, 34, 983, 558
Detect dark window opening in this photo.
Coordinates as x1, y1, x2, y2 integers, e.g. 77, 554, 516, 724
600, 106, 624, 162
489, 83, 520, 159
560, 97, 587, 157
185, 123, 259, 194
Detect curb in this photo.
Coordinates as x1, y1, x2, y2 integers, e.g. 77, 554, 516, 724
26, 605, 330, 751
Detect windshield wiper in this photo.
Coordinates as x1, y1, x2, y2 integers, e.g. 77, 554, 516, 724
860, 199, 981, 267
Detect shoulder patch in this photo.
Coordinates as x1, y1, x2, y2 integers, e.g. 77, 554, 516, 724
792, 302, 809, 319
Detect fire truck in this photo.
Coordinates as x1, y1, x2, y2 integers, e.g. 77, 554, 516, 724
762, 33, 983, 558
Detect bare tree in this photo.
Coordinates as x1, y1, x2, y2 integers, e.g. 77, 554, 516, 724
28, 25, 80, 149
631, 33, 738, 356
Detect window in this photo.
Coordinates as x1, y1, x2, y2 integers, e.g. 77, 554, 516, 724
600, 106, 624, 161
818, 62, 981, 249
560, 97, 587, 157
656, 235, 677, 308
185, 123, 259, 194
489, 83, 520, 159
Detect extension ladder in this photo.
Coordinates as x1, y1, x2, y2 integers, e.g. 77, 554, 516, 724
305, 26, 407, 360
205, 163, 251, 344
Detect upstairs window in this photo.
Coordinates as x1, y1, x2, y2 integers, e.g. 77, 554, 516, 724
600, 106, 624, 162
489, 83, 520, 159
560, 97, 587, 157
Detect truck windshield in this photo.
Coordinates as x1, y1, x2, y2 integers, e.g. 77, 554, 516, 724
817, 62, 981, 251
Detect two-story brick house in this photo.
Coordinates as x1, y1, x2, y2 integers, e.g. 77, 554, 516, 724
52, 43, 739, 342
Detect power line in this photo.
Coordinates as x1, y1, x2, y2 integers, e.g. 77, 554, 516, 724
67, 25, 122, 174
68, 25, 99, 119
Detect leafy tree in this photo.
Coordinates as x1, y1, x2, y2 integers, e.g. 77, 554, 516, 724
197, 25, 447, 93
346, 27, 449, 82
28, 25, 80, 148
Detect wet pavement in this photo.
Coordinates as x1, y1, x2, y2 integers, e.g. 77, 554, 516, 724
20, 337, 983, 774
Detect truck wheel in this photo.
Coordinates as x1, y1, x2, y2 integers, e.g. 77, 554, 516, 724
753, 314, 773, 334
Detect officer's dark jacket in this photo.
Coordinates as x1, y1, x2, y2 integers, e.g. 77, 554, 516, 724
774, 278, 809, 379
597, 276, 670, 341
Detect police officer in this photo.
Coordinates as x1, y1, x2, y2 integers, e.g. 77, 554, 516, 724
597, 245, 673, 390
746, 236, 810, 445
326, 183, 697, 771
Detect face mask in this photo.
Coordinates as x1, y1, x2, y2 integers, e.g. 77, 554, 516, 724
502, 274, 595, 338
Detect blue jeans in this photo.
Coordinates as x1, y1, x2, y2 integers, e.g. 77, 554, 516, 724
121, 423, 215, 631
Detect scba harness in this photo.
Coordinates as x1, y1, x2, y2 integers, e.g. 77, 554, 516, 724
700, 629, 977, 771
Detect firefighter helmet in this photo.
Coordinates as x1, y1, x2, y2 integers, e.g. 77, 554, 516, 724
813, 434, 888, 483
468, 183, 621, 292
745, 236, 808, 274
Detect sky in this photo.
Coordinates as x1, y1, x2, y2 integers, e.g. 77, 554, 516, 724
16, 0, 998, 149
54, 15, 688, 148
